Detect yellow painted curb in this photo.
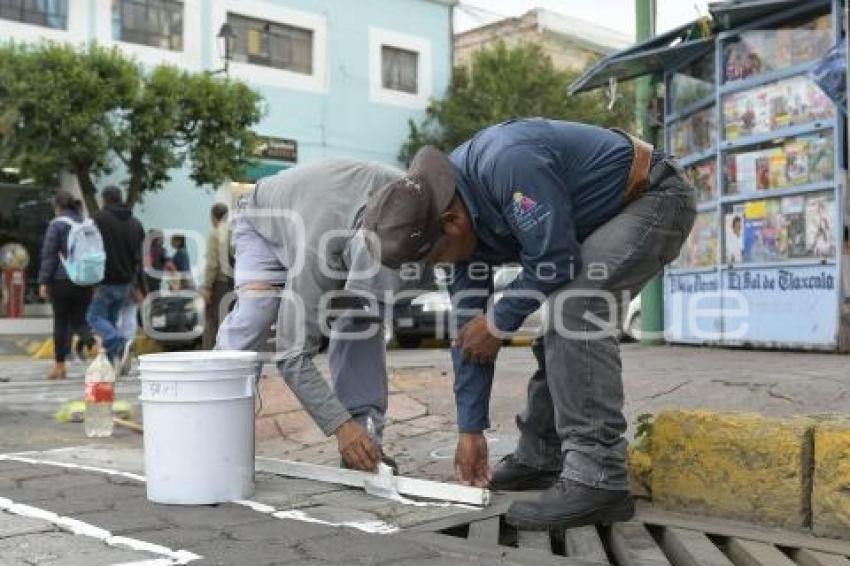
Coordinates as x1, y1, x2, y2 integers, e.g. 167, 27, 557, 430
628, 446, 651, 499
813, 418, 850, 539
32, 338, 54, 360
651, 410, 813, 530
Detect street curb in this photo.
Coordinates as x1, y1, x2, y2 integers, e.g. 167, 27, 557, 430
0, 332, 163, 360
634, 410, 850, 540
0, 335, 51, 358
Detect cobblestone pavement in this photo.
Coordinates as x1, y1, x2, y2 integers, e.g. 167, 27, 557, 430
0, 454, 517, 565
1, 344, 848, 563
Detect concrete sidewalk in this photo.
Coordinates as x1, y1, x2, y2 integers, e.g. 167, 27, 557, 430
256, 343, 850, 482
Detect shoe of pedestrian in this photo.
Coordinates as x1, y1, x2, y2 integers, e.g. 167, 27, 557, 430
488, 454, 560, 491
47, 363, 67, 380
117, 339, 134, 377
340, 449, 400, 475
505, 478, 635, 531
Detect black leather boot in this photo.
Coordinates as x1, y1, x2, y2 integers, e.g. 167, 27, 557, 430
506, 478, 634, 530
488, 454, 561, 491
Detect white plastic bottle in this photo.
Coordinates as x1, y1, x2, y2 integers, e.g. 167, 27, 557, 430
84, 348, 115, 437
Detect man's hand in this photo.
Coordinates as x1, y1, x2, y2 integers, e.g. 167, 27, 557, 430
38, 284, 49, 300
455, 314, 502, 364
454, 432, 491, 487
335, 419, 379, 472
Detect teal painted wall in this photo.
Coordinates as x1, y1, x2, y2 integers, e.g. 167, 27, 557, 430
2, 0, 452, 256
137, 0, 452, 243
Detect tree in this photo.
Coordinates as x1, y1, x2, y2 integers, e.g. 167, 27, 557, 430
400, 42, 635, 163
0, 43, 263, 212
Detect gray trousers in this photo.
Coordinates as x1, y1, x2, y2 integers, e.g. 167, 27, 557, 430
215, 216, 389, 441
513, 160, 696, 490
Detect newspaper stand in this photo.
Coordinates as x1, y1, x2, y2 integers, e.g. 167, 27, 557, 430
661, 0, 848, 350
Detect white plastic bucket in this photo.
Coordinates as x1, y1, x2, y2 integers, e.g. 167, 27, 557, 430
138, 351, 261, 504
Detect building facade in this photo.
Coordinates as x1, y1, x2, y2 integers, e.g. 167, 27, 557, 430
0, 0, 453, 312
454, 8, 632, 71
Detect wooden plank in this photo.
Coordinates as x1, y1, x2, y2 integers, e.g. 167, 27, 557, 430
658, 528, 733, 566
726, 538, 796, 566
467, 517, 500, 545
517, 529, 552, 553
255, 456, 490, 506
791, 549, 850, 566
565, 526, 609, 563
608, 522, 671, 566
637, 505, 850, 557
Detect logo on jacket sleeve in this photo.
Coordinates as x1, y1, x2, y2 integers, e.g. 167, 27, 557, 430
512, 191, 551, 231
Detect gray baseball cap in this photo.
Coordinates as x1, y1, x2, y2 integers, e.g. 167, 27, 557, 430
362, 146, 456, 269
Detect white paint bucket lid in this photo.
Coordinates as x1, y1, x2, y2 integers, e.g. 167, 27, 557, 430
139, 351, 260, 377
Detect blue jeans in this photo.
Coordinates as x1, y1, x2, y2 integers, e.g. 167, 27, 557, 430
513, 160, 697, 490
86, 283, 132, 359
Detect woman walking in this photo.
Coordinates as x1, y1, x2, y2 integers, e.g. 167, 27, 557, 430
37, 192, 95, 379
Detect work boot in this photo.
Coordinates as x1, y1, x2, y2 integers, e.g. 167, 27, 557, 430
340, 449, 399, 475
506, 478, 634, 531
488, 454, 560, 491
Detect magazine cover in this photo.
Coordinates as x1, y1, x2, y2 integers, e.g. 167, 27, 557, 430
805, 194, 836, 258
774, 29, 793, 71
723, 96, 742, 139
723, 155, 738, 194
687, 160, 716, 201
743, 216, 766, 263
770, 83, 792, 129
724, 207, 744, 264
753, 88, 772, 134
811, 41, 846, 116
736, 152, 759, 193
755, 153, 771, 191
784, 140, 810, 186
782, 196, 807, 258
788, 78, 811, 123
768, 148, 787, 189
762, 199, 783, 260
807, 135, 834, 182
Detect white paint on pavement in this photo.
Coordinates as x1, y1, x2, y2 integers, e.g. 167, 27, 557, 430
0, 497, 201, 564
0, 454, 147, 483
272, 509, 400, 534
233, 499, 276, 514
1, 447, 470, 537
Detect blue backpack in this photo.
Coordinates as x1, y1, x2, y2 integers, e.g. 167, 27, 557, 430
55, 217, 106, 286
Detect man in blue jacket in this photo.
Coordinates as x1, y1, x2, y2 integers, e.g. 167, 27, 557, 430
363, 119, 696, 530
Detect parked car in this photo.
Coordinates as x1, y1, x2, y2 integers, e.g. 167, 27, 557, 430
389, 266, 642, 348
141, 291, 205, 349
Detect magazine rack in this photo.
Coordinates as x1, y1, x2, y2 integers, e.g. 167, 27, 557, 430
663, 0, 849, 350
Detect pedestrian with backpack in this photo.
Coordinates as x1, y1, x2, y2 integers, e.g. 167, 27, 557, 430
86, 186, 145, 369
37, 191, 101, 380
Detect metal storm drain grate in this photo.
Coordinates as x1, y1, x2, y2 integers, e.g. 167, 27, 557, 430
416, 505, 850, 566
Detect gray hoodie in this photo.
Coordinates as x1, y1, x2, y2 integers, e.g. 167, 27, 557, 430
246, 158, 409, 435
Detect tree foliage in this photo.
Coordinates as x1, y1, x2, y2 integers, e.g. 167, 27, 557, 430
400, 41, 635, 163
0, 43, 263, 211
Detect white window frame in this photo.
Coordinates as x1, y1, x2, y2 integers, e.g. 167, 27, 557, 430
369, 27, 432, 109
0, 0, 87, 44
94, 0, 201, 69
210, 0, 327, 93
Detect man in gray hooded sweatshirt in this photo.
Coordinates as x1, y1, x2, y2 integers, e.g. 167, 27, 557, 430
216, 158, 428, 471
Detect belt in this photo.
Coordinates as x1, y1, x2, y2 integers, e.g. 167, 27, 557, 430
611, 128, 654, 205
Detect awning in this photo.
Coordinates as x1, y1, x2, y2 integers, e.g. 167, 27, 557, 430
708, 0, 830, 31
567, 37, 714, 95
238, 160, 292, 182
